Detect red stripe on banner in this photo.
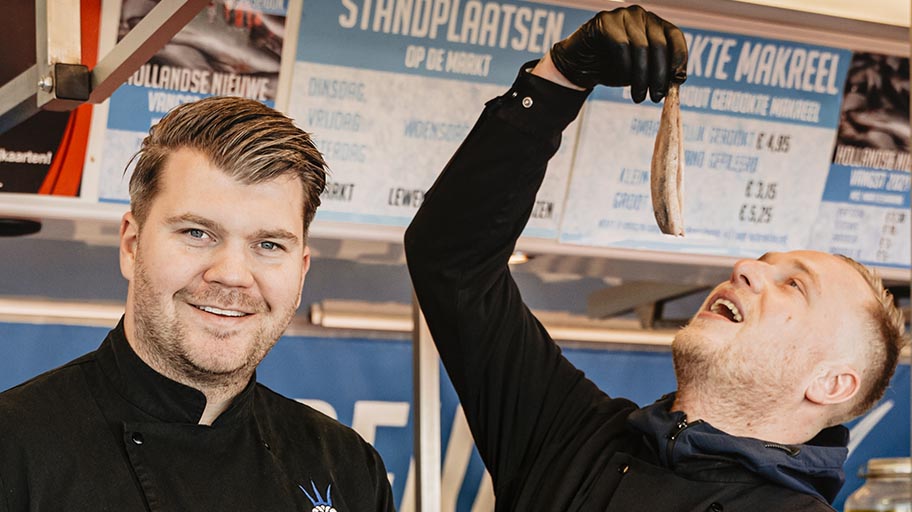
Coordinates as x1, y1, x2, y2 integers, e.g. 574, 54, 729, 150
39, 0, 100, 196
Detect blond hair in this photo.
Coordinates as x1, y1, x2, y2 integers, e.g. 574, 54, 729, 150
837, 255, 908, 419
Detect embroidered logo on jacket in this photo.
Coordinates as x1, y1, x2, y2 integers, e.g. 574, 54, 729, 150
300, 481, 338, 512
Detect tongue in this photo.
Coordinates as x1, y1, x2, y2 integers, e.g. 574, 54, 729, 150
713, 304, 736, 322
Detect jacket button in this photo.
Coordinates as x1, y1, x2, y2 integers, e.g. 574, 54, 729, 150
708, 503, 723, 512
617, 463, 629, 474
131, 432, 144, 445
522, 96, 533, 108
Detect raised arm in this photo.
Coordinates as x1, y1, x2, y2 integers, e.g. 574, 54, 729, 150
404, 5, 687, 501
405, 58, 593, 501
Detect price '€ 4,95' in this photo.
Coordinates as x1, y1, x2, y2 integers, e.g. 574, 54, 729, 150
756, 132, 791, 153
739, 179, 778, 224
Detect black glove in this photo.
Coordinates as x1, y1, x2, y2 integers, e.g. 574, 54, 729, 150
550, 6, 688, 103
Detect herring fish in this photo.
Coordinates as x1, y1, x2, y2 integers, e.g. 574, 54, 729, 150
650, 82, 684, 236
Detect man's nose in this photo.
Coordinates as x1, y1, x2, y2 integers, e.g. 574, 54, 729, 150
730, 258, 769, 293
204, 244, 255, 288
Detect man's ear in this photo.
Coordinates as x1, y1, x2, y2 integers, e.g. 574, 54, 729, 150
294, 245, 311, 310
120, 211, 140, 281
805, 364, 861, 406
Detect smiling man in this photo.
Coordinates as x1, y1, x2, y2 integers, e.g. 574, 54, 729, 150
673, 251, 887, 445
0, 97, 394, 511
404, 6, 908, 511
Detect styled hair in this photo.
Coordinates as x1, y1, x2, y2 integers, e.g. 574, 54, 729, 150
837, 254, 908, 419
128, 96, 327, 238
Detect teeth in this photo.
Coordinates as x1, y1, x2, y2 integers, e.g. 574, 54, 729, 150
197, 305, 247, 317
710, 298, 743, 322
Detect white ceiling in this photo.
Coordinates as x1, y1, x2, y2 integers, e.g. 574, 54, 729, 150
732, 0, 910, 27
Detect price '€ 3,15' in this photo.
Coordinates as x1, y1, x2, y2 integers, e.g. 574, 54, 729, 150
739, 179, 778, 224
744, 180, 777, 200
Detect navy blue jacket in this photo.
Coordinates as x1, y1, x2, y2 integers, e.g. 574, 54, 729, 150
405, 64, 847, 511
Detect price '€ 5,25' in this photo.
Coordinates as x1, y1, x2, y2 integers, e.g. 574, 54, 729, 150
739, 179, 778, 224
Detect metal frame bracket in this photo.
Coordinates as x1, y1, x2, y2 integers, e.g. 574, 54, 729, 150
0, 0, 209, 135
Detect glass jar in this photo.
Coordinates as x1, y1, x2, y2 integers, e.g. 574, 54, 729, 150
845, 457, 912, 512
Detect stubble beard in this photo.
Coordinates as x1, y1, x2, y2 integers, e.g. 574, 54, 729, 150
131, 252, 295, 393
671, 326, 716, 394
671, 325, 789, 422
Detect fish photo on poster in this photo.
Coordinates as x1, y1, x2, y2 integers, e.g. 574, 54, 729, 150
834, 52, 910, 170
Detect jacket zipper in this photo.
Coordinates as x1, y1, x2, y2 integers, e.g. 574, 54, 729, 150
666, 416, 703, 468
764, 442, 801, 457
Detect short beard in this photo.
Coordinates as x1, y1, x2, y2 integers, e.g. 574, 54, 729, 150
671, 325, 789, 424
131, 249, 293, 392
671, 327, 716, 393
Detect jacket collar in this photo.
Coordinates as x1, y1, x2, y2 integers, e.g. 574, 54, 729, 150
95, 317, 257, 426
627, 393, 848, 504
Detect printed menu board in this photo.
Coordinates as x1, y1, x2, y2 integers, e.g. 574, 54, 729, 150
87, 3, 909, 269
559, 27, 853, 258
96, 0, 291, 203
807, 52, 910, 268
287, 0, 592, 237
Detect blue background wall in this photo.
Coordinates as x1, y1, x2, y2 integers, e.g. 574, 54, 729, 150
0, 321, 907, 510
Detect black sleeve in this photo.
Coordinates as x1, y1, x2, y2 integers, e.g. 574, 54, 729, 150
367, 443, 395, 512
404, 64, 627, 499
0, 472, 8, 512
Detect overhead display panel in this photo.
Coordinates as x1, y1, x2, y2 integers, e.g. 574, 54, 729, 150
286, 0, 592, 237
807, 52, 910, 268
85, 2, 909, 269
559, 27, 853, 258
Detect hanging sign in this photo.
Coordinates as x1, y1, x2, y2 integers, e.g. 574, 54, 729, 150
287, 0, 593, 238
807, 52, 910, 268
560, 27, 852, 258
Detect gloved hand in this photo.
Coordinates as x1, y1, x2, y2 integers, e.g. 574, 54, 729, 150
550, 6, 688, 103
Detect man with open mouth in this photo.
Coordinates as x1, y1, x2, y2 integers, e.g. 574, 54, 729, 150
405, 5, 908, 511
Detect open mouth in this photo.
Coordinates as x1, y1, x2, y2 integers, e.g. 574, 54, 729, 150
709, 298, 743, 323
193, 305, 249, 318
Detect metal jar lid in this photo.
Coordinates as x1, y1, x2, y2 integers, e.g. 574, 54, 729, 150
860, 458, 912, 478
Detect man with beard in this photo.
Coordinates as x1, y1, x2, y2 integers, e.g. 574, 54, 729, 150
404, 6, 907, 511
0, 97, 394, 511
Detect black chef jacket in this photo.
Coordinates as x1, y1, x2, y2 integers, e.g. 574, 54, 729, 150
0, 319, 395, 512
